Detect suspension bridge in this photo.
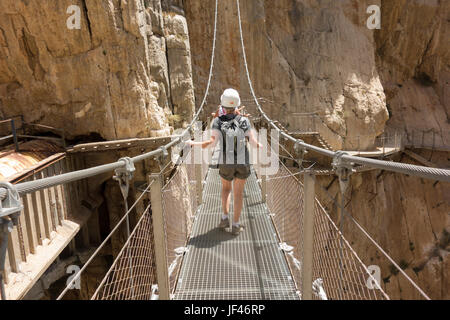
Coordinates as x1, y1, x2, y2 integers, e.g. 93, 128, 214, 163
1, 0, 449, 300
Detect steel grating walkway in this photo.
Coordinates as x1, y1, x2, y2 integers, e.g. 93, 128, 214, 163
173, 167, 300, 300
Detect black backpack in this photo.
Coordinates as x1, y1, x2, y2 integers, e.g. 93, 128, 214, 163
217, 115, 249, 164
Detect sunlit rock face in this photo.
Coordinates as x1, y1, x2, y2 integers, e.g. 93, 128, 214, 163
375, 0, 450, 149
0, 0, 448, 301
185, 0, 449, 300
0, 0, 195, 140
185, 0, 389, 150
317, 148, 449, 300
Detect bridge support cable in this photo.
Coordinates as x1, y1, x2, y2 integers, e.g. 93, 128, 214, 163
0, 0, 220, 202
258, 159, 390, 300
317, 184, 432, 300
275, 142, 431, 300
56, 180, 154, 300
236, 0, 450, 183
237, 0, 437, 298
113, 157, 137, 297
1, 0, 219, 301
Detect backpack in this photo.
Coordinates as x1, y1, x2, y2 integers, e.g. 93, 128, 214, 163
217, 115, 249, 165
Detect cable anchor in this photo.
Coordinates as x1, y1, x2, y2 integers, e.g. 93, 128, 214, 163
332, 151, 355, 194
155, 146, 169, 172
294, 140, 308, 169
113, 157, 135, 200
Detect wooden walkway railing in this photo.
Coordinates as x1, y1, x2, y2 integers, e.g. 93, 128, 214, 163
3, 155, 82, 299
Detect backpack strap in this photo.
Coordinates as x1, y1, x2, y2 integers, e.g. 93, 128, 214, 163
215, 117, 222, 130
231, 115, 242, 129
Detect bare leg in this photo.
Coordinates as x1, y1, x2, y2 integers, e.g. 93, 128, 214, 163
221, 178, 232, 215
232, 178, 246, 224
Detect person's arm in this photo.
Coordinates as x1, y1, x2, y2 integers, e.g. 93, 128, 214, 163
186, 130, 219, 149
185, 135, 216, 149
247, 128, 263, 149
236, 106, 250, 117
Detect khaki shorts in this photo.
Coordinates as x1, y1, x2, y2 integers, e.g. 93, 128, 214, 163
218, 164, 251, 181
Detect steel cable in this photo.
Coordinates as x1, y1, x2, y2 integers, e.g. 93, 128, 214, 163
272, 139, 432, 299
1, 0, 220, 199
56, 180, 154, 300
235, 0, 450, 183
55, 0, 220, 299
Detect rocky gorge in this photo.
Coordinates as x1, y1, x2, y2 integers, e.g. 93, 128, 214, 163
0, 0, 448, 299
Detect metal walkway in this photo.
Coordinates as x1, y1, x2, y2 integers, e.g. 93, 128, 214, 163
173, 168, 299, 300
1, 0, 444, 301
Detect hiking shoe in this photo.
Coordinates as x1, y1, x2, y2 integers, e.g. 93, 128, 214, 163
231, 224, 245, 235
218, 217, 229, 229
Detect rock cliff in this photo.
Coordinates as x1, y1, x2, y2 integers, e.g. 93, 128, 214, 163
184, 0, 448, 299
185, 0, 389, 150
0, 0, 448, 300
375, 0, 450, 148
0, 0, 195, 140
317, 149, 449, 300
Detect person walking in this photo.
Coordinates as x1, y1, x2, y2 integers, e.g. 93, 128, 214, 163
186, 88, 262, 235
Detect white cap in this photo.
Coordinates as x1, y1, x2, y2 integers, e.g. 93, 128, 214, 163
220, 88, 241, 109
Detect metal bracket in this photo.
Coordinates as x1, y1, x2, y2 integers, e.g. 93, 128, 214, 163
113, 157, 136, 200
332, 151, 355, 194
0, 182, 22, 224
0, 182, 22, 300
294, 140, 308, 168
155, 146, 169, 172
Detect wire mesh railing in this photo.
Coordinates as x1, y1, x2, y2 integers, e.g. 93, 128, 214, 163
262, 163, 304, 290
343, 132, 404, 153
260, 160, 389, 300
289, 113, 404, 153
90, 150, 205, 300
312, 198, 388, 300
91, 203, 156, 300
395, 128, 449, 151
162, 160, 199, 294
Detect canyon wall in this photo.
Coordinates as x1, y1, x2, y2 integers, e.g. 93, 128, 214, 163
0, 0, 447, 300
185, 0, 449, 299
0, 0, 195, 140
375, 0, 449, 148
317, 149, 449, 300
185, 0, 389, 150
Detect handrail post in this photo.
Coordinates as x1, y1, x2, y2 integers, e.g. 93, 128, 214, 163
10, 119, 19, 152
302, 171, 315, 300
195, 164, 203, 206
149, 173, 170, 300
261, 174, 267, 203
